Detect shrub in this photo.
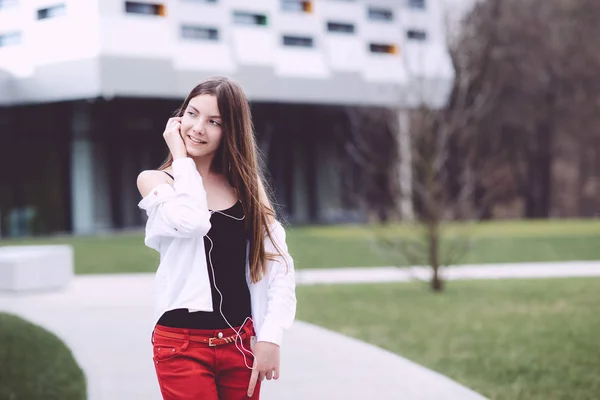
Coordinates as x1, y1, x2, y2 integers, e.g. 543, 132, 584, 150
0, 312, 86, 400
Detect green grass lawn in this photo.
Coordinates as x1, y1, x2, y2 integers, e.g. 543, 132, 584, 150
296, 278, 600, 400
1, 219, 600, 274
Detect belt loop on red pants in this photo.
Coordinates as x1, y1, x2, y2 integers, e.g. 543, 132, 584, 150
181, 329, 189, 351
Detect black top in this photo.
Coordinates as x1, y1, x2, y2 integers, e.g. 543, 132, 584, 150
157, 201, 252, 329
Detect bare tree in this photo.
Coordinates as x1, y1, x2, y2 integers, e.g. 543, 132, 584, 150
392, 50, 498, 291
338, 23, 499, 291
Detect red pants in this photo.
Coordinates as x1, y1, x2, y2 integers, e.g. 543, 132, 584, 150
152, 320, 260, 400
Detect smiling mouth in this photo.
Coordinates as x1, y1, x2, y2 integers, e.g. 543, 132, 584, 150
188, 136, 207, 145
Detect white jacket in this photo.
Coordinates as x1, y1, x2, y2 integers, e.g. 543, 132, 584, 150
138, 158, 296, 346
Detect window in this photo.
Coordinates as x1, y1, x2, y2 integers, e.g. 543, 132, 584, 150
125, 1, 166, 16
327, 22, 355, 34
233, 11, 267, 26
369, 43, 397, 55
283, 35, 313, 48
281, 0, 312, 13
407, 0, 426, 9
37, 4, 66, 20
181, 25, 219, 41
0, 0, 18, 10
368, 7, 393, 21
407, 29, 427, 41
0, 32, 20, 47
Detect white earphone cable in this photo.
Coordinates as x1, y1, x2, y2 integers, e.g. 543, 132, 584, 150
205, 208, 254, 369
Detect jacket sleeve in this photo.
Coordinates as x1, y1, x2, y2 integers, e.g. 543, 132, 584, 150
137, 158, 211, 251
257, 221, 297, 346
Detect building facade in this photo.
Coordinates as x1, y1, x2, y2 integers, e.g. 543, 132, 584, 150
0, 0, 454, 235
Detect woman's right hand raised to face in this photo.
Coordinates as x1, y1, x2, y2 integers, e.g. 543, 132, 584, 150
163, 117, 187, 159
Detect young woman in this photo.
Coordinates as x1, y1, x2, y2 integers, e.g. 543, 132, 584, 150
136, 77, 296, 400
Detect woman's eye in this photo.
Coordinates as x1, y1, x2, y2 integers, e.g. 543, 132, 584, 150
186, 111, 196, 116
210, 120, 221, 126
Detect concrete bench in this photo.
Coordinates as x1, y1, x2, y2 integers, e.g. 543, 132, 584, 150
0, 245, 73, 292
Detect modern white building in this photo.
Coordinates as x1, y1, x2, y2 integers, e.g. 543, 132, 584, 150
0, 0, 454, 235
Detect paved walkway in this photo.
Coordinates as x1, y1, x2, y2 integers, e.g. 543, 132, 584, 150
3, 261, 599, 400
296, 261, 600, 285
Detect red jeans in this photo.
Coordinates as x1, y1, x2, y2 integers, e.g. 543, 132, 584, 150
152, 320, 260, 400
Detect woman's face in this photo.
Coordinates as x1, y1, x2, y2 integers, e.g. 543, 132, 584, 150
180, 94, 223, 159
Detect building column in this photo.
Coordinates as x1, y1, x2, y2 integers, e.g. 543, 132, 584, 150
70, 102, 112, 234
397, 109, 415, 221
292, 136, 309, 223
315, 136, 342, 222
120, 144, 139, 228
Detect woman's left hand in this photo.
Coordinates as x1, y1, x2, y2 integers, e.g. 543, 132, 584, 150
247, 341, 280, 397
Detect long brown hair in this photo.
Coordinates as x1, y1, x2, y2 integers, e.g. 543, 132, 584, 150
158, 76, 281, 283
